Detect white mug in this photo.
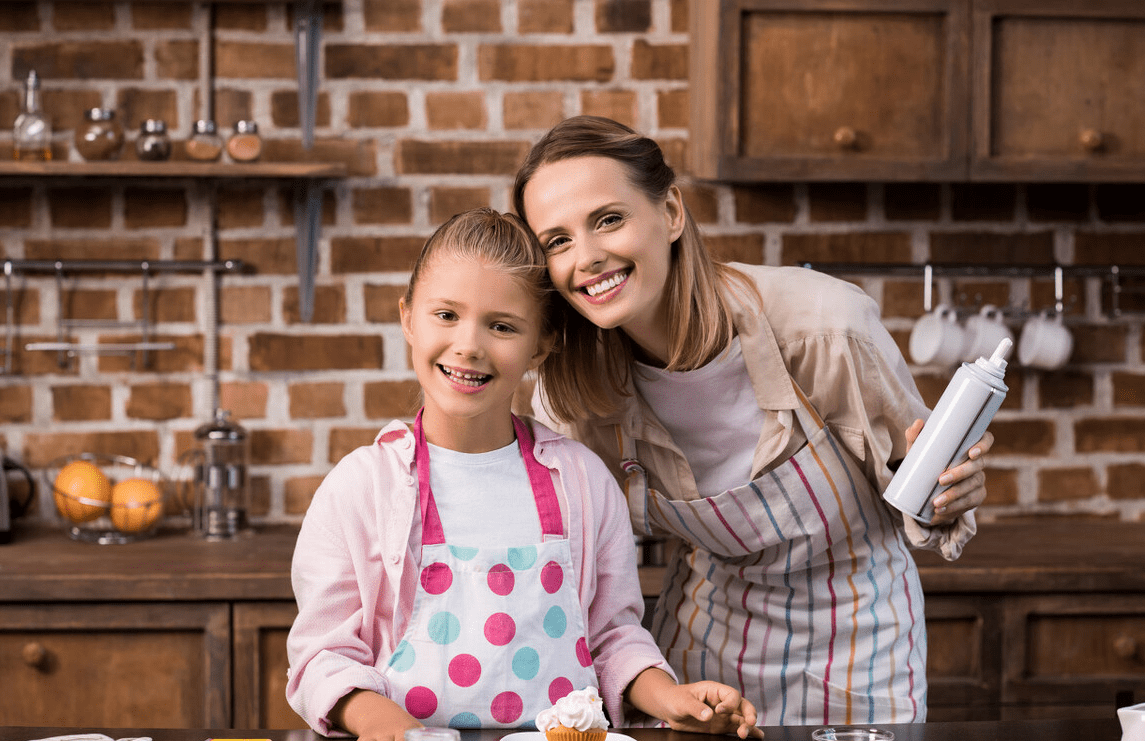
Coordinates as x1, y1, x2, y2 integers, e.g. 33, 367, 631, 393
1118, 702, 1145, 741
962, 305, 1015, 362
909, 304, 967, 367
1018, 311, 1073, 370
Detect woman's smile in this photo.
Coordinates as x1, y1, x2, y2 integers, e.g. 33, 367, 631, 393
579, 268, 630, 302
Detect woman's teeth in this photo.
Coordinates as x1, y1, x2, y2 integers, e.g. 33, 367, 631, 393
585, 272, 627, 296
441, 366, 490, 387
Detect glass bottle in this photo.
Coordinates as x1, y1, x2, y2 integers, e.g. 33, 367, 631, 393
13, 69, 52, 161
226, 119, 262, 162
191, 409, 251, 540
135, 119, 171, 161
185, 119, 223, 161
74, 108, 124, 161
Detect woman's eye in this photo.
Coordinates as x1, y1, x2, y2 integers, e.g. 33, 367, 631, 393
597, 213, 622, 229
544, 236, 571, 253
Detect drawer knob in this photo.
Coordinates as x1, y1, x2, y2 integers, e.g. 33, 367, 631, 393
1113, 634, 1138, 660
1080, 128, 1104, 153
834, 126, 859, 151
22, 641, 49, 669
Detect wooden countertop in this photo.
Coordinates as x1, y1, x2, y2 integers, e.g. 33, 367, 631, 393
2, 520, 1143, 603
0, 720, 1123, 741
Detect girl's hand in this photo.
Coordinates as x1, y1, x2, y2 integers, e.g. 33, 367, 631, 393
904, 419, 993, 525
657, 681, 764, 739
330, 688, 423, 741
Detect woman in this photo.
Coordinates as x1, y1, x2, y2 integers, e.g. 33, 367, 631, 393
511, 116, 992, 726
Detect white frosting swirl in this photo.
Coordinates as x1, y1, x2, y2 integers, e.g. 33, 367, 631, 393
535, 687, 609, 732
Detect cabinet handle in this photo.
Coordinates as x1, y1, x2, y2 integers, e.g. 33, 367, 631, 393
1080, 128, 1104, 153
834, 126, 859, 151
22, 641, 49, 670
1113, 634, 1138, 660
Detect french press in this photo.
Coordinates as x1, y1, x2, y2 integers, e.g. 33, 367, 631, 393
189, 408, 251, 539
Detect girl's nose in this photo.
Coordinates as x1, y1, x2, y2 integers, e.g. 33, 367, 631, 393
453, 321, 485, 358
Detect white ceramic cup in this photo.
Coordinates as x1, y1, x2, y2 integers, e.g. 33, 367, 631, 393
962, 305, 1015, 362
1017, 311, 1073, 370
909, 304, 967, 367
1118, 702, 1145, 741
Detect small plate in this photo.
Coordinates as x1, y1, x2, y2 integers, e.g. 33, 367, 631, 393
501, 733, 637, 741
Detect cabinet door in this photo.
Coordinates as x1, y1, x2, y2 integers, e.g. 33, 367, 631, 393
1003, 593, 1145, 714
690, 0, 970, 181
972, 0, 1145, 181
0, 602, 230, 728
924, 595, 1003, 721
233, 601, 309, 729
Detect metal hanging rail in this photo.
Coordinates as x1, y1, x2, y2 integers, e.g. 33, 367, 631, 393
3, 258, 245, 374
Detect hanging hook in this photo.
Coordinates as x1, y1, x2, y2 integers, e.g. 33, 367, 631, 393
1054, 266, 1064, 315
922, 264, 933, 312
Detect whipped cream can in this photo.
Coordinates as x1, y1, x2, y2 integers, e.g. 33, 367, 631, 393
883, 338, 1011, 523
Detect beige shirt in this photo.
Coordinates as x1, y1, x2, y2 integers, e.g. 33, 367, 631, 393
533, 263, 975, 559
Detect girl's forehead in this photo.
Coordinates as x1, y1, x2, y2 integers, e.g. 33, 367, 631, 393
413, 252, 539, 301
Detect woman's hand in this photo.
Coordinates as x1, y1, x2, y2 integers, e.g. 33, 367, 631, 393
904, 419, 993, 525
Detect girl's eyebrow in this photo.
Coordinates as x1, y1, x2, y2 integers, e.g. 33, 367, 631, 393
426, 297, 531, 324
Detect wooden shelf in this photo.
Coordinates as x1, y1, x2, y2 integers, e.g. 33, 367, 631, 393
0, 160, 346, 178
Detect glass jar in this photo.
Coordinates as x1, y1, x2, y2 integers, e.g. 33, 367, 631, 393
135, 119, 171, 161
74, 108, 124, 161
226, 119, 262, 163
185, 119, 223, 161
13, 69, 52, 161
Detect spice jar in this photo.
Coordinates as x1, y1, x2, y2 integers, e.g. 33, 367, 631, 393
74, 108, 124, 161
185, 119, 223, 162
226, 120, 262, 163
135, 119, 171, 161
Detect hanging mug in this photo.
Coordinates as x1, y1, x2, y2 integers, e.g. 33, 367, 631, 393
1018, 311, 1073, 370
909, 304, 967, 367
962, 305, 1015, 362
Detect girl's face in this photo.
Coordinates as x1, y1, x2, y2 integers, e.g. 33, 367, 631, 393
521, 156, 685, 361
400, 253, 551, 451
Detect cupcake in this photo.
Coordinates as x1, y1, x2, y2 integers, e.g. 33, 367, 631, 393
535, 687, 609, 741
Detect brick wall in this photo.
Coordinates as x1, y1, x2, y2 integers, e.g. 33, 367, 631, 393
2, 0, 1144, 530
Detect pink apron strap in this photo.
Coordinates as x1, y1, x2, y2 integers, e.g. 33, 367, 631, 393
413, 410, 563, 547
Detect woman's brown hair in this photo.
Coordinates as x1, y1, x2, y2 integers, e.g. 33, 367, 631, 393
512, 116, 756, 423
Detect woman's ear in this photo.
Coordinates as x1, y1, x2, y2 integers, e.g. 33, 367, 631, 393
664, 185, 686, 242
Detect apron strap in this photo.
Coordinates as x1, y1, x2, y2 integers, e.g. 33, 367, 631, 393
413, 410, 564, 546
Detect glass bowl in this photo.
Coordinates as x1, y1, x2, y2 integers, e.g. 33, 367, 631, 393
43, 453, 169, 544
812, 729, 894, 741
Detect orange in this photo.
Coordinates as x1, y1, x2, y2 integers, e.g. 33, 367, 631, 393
110, 477, 164, 533
53, 460, 112, 523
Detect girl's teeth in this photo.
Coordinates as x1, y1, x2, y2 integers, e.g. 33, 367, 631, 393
443, 367, 489, 387
585, 273, 626, 296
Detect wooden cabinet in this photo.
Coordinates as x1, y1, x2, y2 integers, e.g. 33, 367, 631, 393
691, 0, 1145, 182
0, 602, 229, 727
689, 0, 971, 181
971, 0, 1145, 181
234, 602, 308, 729
923, 595, 1003, 721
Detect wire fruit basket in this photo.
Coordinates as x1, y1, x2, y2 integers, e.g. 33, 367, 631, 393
43, 453, 170, 544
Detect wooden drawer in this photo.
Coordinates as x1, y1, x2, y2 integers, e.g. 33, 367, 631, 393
1003, 594, 1145, 711
0, 602, 230, 728
924, 595, 1003, 720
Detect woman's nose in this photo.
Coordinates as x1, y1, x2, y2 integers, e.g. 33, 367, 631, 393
574, 234, 607, 273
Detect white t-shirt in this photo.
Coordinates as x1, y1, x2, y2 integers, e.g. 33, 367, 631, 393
633, 336, 766, 497
425, 440, 542, 547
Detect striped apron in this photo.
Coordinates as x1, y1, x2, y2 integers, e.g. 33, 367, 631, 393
620, 380, 927, 726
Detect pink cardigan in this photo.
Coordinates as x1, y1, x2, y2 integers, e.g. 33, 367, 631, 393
285, 418, 673, 734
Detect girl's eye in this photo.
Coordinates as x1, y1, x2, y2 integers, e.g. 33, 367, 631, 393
491, 322, 517, 334
433, 310, 456, 321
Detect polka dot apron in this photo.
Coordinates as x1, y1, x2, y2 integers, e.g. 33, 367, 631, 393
383, 412, 599, 729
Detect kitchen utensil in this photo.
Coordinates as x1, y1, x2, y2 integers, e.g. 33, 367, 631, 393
961, 304, 1014, 363
1, 456, 35, 544
908, 303, 967, 367
185, 408, 251, 539
1018, 310, 1073, 370
1120, 702, 1145, 741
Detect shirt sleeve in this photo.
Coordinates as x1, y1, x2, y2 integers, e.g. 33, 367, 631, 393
285, 456, 393, 736
783, 278, 976, 560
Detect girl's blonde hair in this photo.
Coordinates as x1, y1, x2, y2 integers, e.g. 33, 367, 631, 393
512, 115, 755, 422
405, 207, 554, 337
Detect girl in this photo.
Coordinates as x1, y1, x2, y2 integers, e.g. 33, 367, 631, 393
512, 117, 995, 726
285, 208, 761, 741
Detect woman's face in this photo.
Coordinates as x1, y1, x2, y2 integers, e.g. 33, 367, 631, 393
521, 156, 684, 358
